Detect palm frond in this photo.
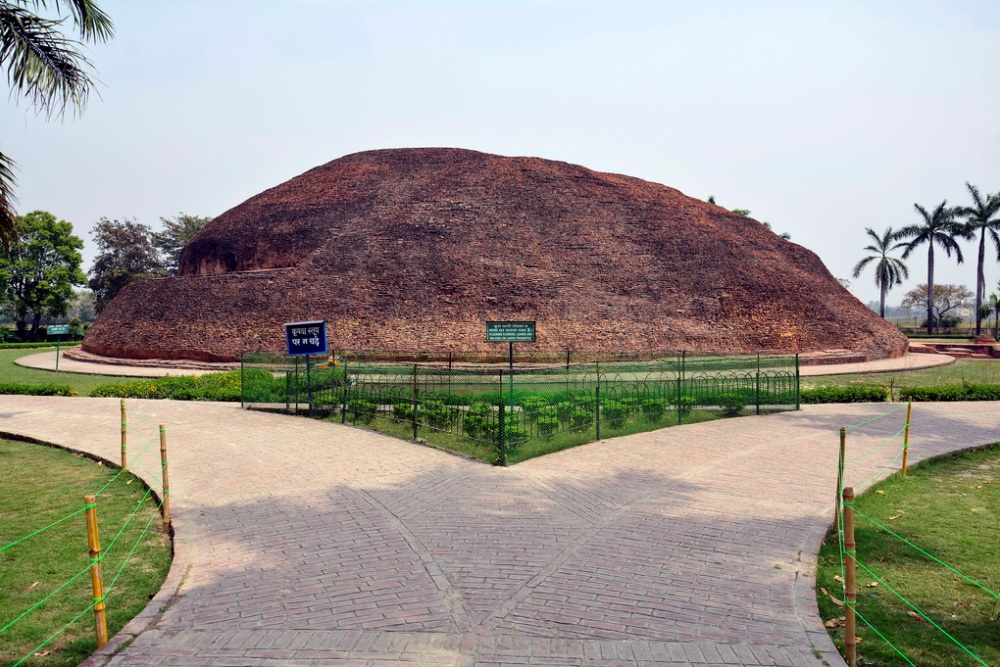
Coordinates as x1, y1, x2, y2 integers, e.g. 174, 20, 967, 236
0, 3, 96, 117
0, 148, 17, 254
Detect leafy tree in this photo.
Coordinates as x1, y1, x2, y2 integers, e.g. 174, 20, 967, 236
152, 213, 212, 275
953, 183, 1000, 335
982, 289, 1000, 339
895, 202, 972, 334
851, 227, 909, 319
0, 210, 85, 340
0, 0, 114, 255
900, 283, 973, 330
88, 217, 164, 313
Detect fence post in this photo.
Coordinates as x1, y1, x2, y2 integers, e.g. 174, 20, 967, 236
285, 371, 291, 413
340, 359, 348, 424
84, 494, 108, 648
412, 364, 419, 441
120, 399, 127, 472
160, 425, 171, 533
595, 372, 601, 441
902, 401, 912, 476
240, 355, 245, 409
795, 354, 800, 410
497, 372, 506, 466
836, 427, 846, 532
676, 375, 683, 425
755, 354, 761, 415
843, 486, 858, 667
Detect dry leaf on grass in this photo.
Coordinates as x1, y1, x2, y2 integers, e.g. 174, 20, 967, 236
889, 515, 901, 520
868, 582, 879, 588
835, 575, 844, 583
820, 587, 845, 607
907, 611, 927, 622
876, 490, 885, 495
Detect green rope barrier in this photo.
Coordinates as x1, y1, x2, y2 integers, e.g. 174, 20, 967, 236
844, 424, 907, 465
855, 559, 991, 666
0, 507, 86, 554
849, 448, 905, 493
0, 561, 91, 636
853, 607, 919, 667
101, 487, 155, 560
10, 597, 100, 667
106, 506, 162, 594
853, 508, 1000, 602
844, 404, 907, 431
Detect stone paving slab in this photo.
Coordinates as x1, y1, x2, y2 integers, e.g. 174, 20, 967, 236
1, 397, 998, 666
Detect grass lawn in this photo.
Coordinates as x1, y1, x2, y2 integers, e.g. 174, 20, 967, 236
0, 348, 136, 396
816, 443, 1000, 667
803, 359, 1000, 394
0, 439, 172, 667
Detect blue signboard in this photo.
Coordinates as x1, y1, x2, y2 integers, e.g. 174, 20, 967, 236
284, 320, 328, 357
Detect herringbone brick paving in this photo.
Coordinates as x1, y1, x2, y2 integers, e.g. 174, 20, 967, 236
1, 397, 997, 666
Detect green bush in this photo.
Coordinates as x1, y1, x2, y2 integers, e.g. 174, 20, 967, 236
717, 393, 745, 417
903, 383, 1000, 402
800, 385, 889, 404
88, 371, 243, 401
603, 400, 628, 429
521, 396, 549, 422
640, 397, 666, 422
0, 340, 82, 349
0, 382, 78, 397
463, 402, 492, 440
422, 399, 455, 429
348, 398, 378, 424
393, 401, 414, 421
570, 408, 591, 429
674, 395, 696, 417
536, 414, 560, 437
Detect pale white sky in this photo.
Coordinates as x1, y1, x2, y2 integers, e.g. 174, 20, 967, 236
3, 0, 999, 307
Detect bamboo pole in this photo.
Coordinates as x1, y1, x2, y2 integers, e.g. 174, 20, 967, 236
84, 495, 108, 648
159, 425, 171, 533
120, 399, 127, 472
902, 401, 912, 476
836, 428, 846, 532
843, 486, 858, 667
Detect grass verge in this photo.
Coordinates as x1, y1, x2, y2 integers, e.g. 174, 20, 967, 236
816, 443, 1000, 667
802, 359, 1000, 394
0, 349, 135, 396
0, 439, 172, 667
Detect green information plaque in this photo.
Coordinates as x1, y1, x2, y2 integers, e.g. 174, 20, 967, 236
486, 321, 536, 343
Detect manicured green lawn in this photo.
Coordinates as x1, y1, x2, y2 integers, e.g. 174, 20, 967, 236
0, 348, 135, 395
0, 439, 171, 667
803, 359, 1000, 394
817, 444, 1000, 667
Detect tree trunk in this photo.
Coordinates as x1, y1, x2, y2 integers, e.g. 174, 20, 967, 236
29, 312, 42, 342
879, 282, 886, 319
976, 228, 986, 335
927, 245, 935, 335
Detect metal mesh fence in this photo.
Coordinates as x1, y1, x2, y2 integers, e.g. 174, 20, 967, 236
241, 352, 800, 465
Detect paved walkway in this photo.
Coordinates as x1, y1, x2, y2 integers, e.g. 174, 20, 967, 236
17, 350, 956, 378
1, 398, 998, 667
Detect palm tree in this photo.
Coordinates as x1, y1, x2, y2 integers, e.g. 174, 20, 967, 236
851, 227, 909, 318
979, 292, 1000, 340
954, 183, 1000, 335
895, 201, 971, 334
0, 0, 114, 254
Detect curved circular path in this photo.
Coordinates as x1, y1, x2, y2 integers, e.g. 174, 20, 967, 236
2, 397, 998, 667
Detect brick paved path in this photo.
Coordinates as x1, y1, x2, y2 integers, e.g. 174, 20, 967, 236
2, 397, 998, 666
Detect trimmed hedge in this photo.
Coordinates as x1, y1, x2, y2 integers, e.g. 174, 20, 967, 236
0, 382, 78, 396
801, 385, 889, 404
901, 383, 1000, 402
88, 371, 242, 401
0, 341, 82, 350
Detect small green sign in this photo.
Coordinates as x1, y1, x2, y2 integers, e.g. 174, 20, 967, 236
48, 324, 70, 335
486, 321, 536, 343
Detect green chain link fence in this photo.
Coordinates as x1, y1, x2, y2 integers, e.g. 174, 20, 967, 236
241, 351, 800, 465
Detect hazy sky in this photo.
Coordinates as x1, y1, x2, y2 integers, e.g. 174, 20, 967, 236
3, 0, 999, 308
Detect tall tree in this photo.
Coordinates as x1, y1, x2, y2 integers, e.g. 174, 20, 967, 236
0, 210, 85, 340
0, 0, 114, 254
954, 183, 1000, 335
851, 227, 909, 318
895, 202, 971, 334
983, 288, 1000, 339
88, 217, 164, 313
152, 213, 212, 275
900, 283, 973, 330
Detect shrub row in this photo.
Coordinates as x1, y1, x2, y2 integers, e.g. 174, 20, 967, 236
800, 385, 889, 404
88, 371, 243, 401
0, 341, 83, 350
0, 382, 78, 396
901, 383, 1000, 402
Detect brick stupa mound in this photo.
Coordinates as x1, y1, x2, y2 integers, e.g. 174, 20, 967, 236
82, 148, 908, 362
